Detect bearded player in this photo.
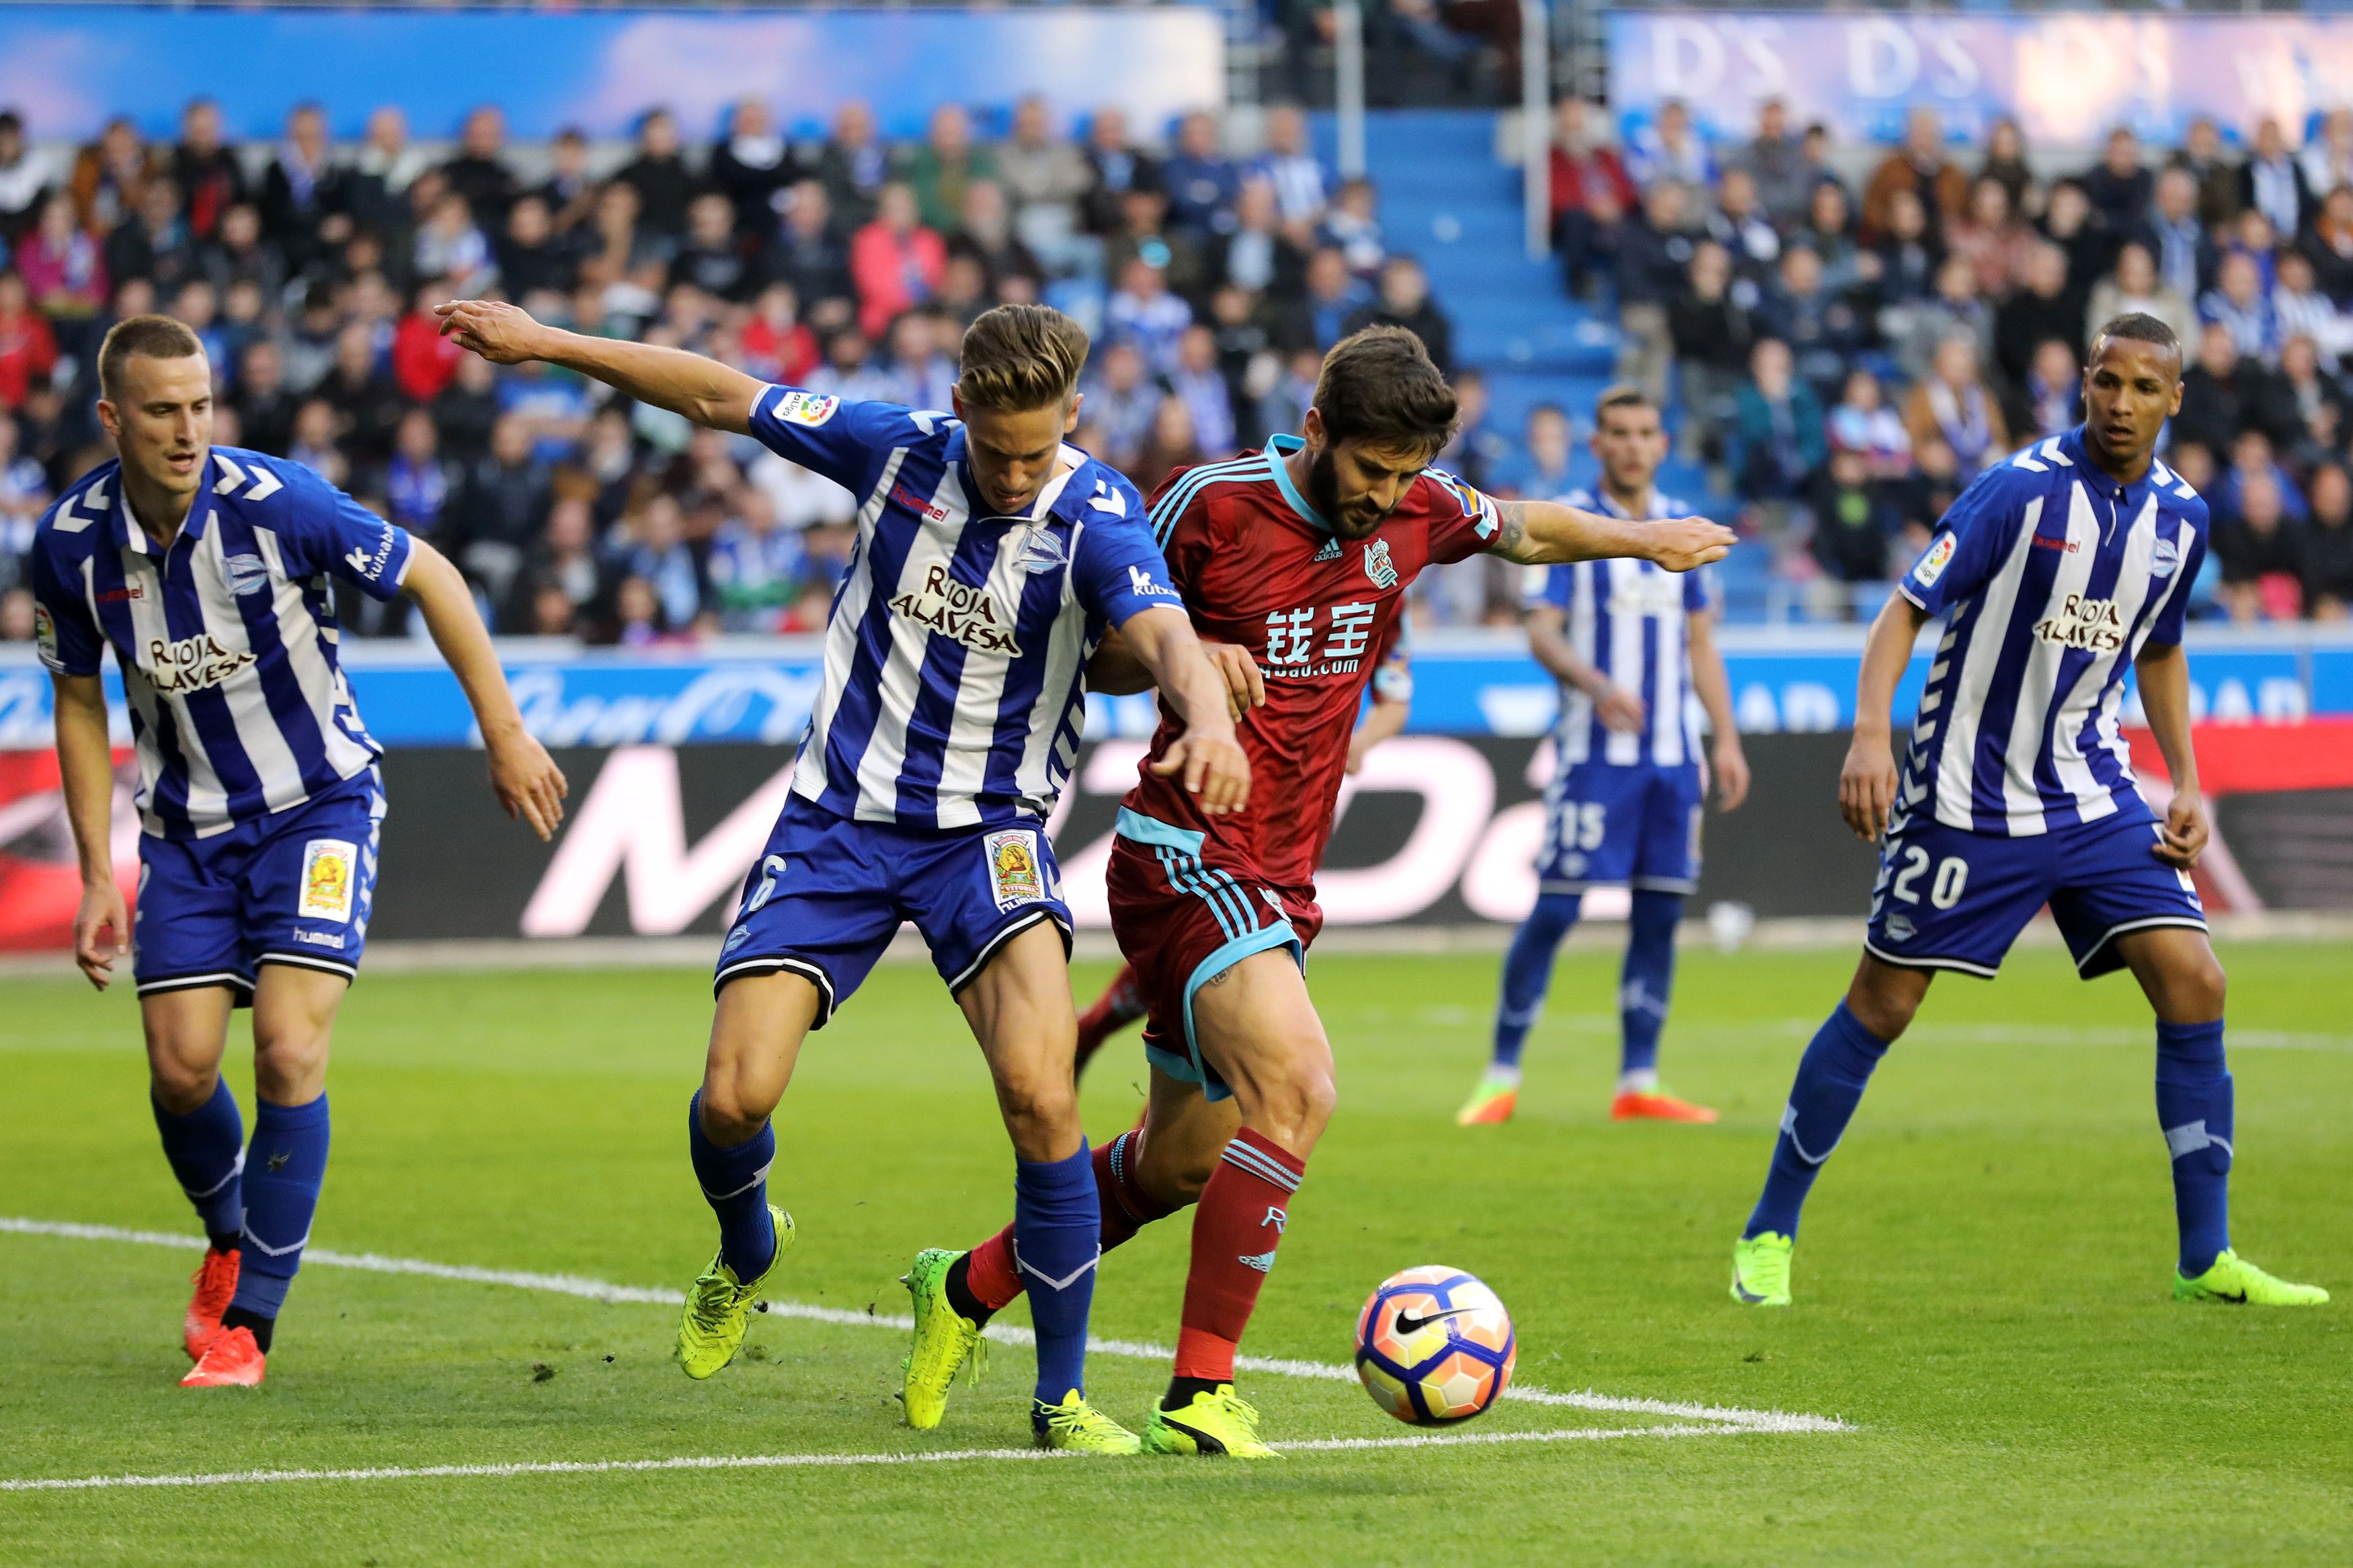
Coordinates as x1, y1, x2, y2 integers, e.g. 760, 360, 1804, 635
898, 327, 1734, 1456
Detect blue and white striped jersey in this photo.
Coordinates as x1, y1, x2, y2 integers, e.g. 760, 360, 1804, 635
1529, 488, 1710, 768
745, 385, 1179, 829
30, 448, 412, 840
1894, 427, 2208, 837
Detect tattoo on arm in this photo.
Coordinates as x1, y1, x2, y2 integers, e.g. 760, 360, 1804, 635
1488, 499, 1530, 561
1202, 964, 1236, 987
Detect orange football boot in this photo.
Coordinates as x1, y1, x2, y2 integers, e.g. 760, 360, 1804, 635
184, 1246, 241, 1360
1610, 1089, 1718, 1123
181, 1325, 267, 1387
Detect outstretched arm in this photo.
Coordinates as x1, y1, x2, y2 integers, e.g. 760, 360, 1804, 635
1115, 607, 1252, 815
401, 538, 570, 839
438, 298, 765, 435
2135, 639, 2207, 871
1087, 621, 1265, 718
1485, 497, 1735, 571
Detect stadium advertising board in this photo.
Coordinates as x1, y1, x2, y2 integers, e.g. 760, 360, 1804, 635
1, 633, 2341, 752
0, 5, 1223, 142
1607, 12, 2353, 149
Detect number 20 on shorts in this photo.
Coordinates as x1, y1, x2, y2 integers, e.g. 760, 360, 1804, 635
1890, 847, 1970, 910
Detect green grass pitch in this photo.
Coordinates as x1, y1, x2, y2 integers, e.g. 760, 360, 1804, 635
2, 942, 2348, 1565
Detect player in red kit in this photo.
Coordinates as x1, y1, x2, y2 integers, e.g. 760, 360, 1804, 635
899, 328, 1733, 1454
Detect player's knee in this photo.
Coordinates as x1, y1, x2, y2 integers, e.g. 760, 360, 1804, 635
147, 1055, 218, 1115
698, 1069, 779, 1141
2173, 954, 2227, 1021
1845, 982, 1918, 1044
251, 1028, 331, 1102
1242, 1057, 1335, 1154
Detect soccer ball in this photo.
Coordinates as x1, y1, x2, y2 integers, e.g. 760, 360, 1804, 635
1353, 1265, 1516, 1425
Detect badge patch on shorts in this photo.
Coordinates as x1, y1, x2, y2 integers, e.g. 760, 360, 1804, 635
298, 839, 358, 922
984, 829, 1045, 911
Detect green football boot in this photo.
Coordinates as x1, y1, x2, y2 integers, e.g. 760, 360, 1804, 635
1031, 1389, 1143, 1454
676, 1206, 793, 1379
900, 1247, 990, 1430
1142, 1385, 1279, 1458
2174, 1249, 2329, 1306
1730, 1231, 1794, 1307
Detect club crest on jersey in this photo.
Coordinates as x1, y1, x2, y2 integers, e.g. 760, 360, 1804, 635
984, 829, 1045, 911
147, 631, 255, 694
772, 389, 838, 427
1016, 527, 1070, 575
1362, 538, 1398, 589
298, 838, 358, 922
224, 552, 271, 597
2151, 536, 2181, 578
1911, 532, 1957, 587
889, 562, 1021, 657
2033, 592, 2125, 652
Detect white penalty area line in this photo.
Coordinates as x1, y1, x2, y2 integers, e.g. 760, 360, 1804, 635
0, 1216, 1851, 1443
0, 1423, 1761, 1495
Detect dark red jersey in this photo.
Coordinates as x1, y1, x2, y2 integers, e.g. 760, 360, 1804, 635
1121, 438, 1497, 890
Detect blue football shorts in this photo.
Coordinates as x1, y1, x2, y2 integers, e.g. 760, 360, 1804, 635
1533, 759, 1704, 895
133, 765, 385, 1001
1864, 810, 2206, 980
713, 793, 1073, 1026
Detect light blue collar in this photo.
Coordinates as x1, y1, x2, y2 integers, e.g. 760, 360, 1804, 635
1264, 434, 1330, 533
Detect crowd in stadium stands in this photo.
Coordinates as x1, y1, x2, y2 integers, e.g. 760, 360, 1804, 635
0, 96, 1449, 643
1548, 96, 2353, 624
9, 91, 2353, 643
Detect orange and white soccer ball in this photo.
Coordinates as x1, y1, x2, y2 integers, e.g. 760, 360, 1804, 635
1353, 1265, 1517, 1424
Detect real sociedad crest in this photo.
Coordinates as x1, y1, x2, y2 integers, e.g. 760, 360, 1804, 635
1363, 538, 1398, 589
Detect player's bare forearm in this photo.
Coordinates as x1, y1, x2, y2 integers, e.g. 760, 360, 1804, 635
1486, 498, 1735, 572
1838, 594, 1931, 841
1687, 607, 1739, 746
1085, 623, 1154, 695
1123, 608, 1251, 813
438, 298, 762, 434
1347, 692, 1409, 774
1525, 607, 1600, 693
50, 672, 116, 887
403, 540, 570, 839
2133, 641, 2200, 796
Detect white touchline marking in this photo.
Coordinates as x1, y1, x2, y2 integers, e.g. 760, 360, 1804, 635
0, 1425, 1765, 1494
0, 1216, 1851, 1438
1537, 1014, 2353, 1054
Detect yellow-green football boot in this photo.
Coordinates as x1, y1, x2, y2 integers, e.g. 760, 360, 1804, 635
2174, 1249, 2329, 1306
900, 1247, 990, 1430
1031, 1389, 1143, 1454
676, 1206, 793, 1378
1730, 1231, 1793, 1307
1142, 1385, 1279, 1458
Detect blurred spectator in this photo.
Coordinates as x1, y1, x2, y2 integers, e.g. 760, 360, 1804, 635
0, 272, 58, 409
1948, 177, 2034, 299
711, 99, 795, 241
1667, 241, 1755, 451
1343, 255, 1451, 373
2273, 251, 2350, 370
1808, 445, 1897, 587
1903, 336, 2006, 477
442, 106, 522, 226
1872, 188, 1942, 308
1210, 180, 1298, 299
106, 177, 199, 298
2273, 333, 2346, 465
415, 191, 493, 295
1108, 255, 1193, 375
71, 116, 159, 237
320, 319, 405, 467
454, 413, 553, 610
2176, 324, 2275, 456
848, 183, 945, 338
262, 104, 346, 276
2086, 243, 2196, 355
745, 446, 854, 533
807, 327, 898, 405
1490, 403, 1577, 499
707, 485, 804, 633
816, 101, 889, 230
1079, 339, 1158, 472
0, 112, 49, 239
1995, 242, 2085, 385
1730, 337, 1825, 509
170, 99, 245, 243
949, 181, 1043, 294
996, 95, 1091, 260
286, 396, 348, 487
1862, 108, 1966, 244
1826, 369, 1911, 479
499, 194, 575, 299
2213, 469, 2307, 622
0, 585, 31, 641
2303, 109, 2353, 207
1737, 98, 1813, 227
768, 180, 854, 326
902, 105, 996, 236
2011, 338, 2085, 444
1443, 368, 1512, 489
2168, 115, 2241, 233
437, 349, 504, 460
234, 338, 296, 455
1897, 256, 1994, 384
1255, 345, 1319, 446
1764, 244, 1864, 402
2141, 166, 2215, 307
387, 407, 456, 540
1253, 105, 1328, 225
1133, 395, 1203, 495
2079, 127, 2153, 232
1320, 177, 1386, 279
1626, 100, 1712, 192
19, 194, 108, 337
1796, 180, 1868, 294
1704, 168, 1780, 286
200, 201, 284, 302
1168, 325, 1237, 458
2305, 462, 2353, 618
1081, 107, 1161, 237
1891, 435, 1964, 554
2038, 179, 2108, 292
740, 283, 818, 386
617, 108, 694, 243
2301, 185, 2353, 304
348, 106, 431, 238
391, 280, 463, 403
1550, 99, 1635, 294
1978, 116, 2035, 216
672, 193, 755, 303
2242, 118, 2310, 243
1162, 112, 1240, 237
2202, 248, 2279, 366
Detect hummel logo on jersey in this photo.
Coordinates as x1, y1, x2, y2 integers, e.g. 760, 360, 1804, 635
1312, 537, 1342, 563
146, 632, 255, 694
1238, 1249, 1277, 1273
889, 562, 1020, 656
1127, 565, 1179, 600
2033, 593, 2125, 653
891, 482, 953, 525
1363, 538, 1398, 589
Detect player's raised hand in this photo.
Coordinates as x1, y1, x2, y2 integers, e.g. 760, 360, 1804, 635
1593, 683, 1647, 735
1644, 518, 1737, 573
487, 729, 569, 841
73, 878, 130, 991
2153, 788, 2209, 870
1153, 727, 1252, 815
436, 298, 552, 365
1837, 729, 1899, 841
1201, 641, 1266, 720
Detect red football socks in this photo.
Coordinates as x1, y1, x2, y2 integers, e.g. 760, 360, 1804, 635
1172, 1128, 1306, 1384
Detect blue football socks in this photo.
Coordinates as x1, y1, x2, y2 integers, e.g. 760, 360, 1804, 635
1745, 1003, 1890, 1240
2155, 1020, 2232, 1277
229, 1093, 331, 1323
687, 1092, 779, 1282
1490, 891, 1583, 1073
1618, 890, 1683, 1083
153, 1077, 245, 1247
1013, 1142, 1100, 1405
